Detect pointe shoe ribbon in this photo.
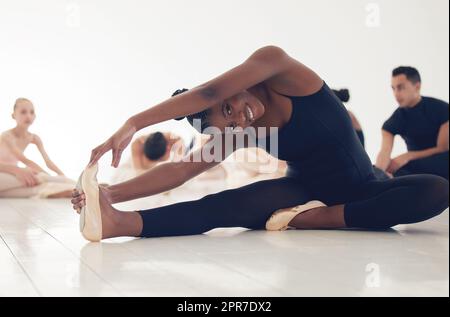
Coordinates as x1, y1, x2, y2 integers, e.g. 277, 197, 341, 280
76, 163, 102, 242
266, 200, 327, 231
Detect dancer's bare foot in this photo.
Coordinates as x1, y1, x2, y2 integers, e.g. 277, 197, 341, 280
71, 186, 121, 239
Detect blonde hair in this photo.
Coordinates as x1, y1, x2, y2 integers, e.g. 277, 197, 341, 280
14, 98, 33, 111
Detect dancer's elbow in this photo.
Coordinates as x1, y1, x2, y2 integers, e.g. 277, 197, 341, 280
198, 85, 219, 103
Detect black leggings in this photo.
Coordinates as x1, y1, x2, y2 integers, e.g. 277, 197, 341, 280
138, 174, 449, 238
394, 151, 449, 180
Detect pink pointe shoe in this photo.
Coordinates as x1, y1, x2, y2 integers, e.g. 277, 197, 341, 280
266, 201, 327, 231
76, 164, 102, 242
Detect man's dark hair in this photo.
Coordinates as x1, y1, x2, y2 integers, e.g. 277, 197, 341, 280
144, 132, 167, 161
392, 66, 422, 84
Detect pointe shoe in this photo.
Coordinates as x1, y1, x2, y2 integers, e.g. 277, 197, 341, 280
266, 200, 327, 231
76, 164, 102, 242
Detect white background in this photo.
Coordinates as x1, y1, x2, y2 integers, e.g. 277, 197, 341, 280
0, 0, 448, 181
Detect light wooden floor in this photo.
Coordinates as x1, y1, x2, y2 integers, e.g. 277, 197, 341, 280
0, 198, 448, 297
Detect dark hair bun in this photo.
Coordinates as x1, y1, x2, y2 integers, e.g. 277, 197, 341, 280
332, 89, 350, 103
172, 88, 189, 97
172, 88, 189, 121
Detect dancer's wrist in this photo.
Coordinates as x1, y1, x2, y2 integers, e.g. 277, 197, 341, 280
126, 116, 140, 132
11, 166, 21, 175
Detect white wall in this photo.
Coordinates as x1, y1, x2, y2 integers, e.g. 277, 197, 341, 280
1, 0, 448, 181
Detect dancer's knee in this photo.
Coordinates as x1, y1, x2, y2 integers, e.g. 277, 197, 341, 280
420, 175, 449, 218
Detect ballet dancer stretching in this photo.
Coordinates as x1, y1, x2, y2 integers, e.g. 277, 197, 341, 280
71, 46, 449, 242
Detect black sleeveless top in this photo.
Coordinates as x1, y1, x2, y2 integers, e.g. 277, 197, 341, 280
258, 83, 375, 197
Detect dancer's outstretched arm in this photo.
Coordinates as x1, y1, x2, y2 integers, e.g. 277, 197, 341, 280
88, 46, 310, 168
107, 134, 242, 204
128, 46, 294, 131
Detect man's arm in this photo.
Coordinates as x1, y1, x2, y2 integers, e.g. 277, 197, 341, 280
376, 130, 395, 171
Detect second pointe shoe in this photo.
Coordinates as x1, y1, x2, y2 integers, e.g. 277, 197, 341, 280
266, 201, 327, 231
76, 163, 102, 242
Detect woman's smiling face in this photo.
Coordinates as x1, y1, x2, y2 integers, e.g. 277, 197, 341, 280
205, 91, 266, 133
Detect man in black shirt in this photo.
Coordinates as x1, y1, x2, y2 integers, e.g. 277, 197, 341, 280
376, 66, 449, 180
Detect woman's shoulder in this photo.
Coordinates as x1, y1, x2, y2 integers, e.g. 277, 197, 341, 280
1, 129, 12, 136
30, 132, 39, 140
0, 130, 13, 141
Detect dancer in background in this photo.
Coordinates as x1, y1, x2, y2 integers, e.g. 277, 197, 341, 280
333, 88, 390, 180
0, 98, 75, 198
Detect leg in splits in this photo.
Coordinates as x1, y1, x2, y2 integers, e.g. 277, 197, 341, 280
72, 177, 312, 239
289, 175, 449, 230
71, 174, 448, 239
